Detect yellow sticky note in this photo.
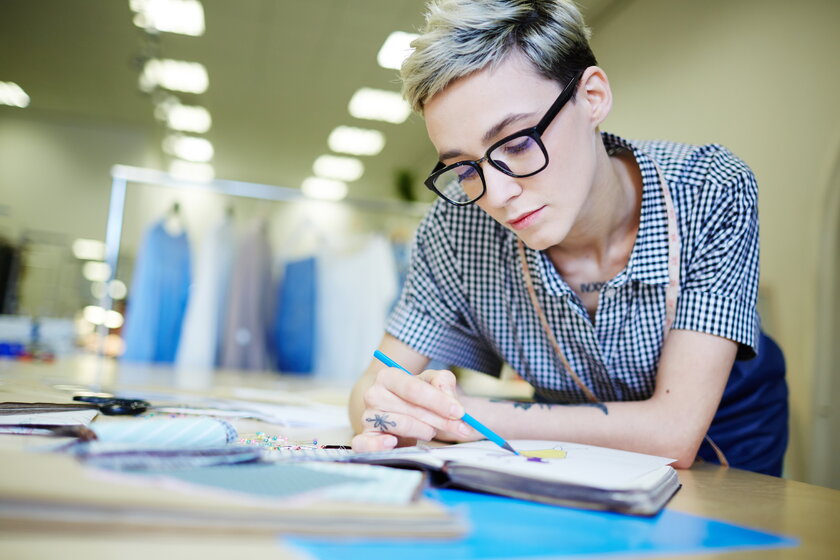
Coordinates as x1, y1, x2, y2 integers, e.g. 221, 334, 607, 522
521, 449, 567, 459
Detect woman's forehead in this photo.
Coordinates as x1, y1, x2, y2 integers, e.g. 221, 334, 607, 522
423, 55, 559, 156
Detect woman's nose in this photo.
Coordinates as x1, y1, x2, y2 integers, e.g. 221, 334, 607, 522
480, 162, 522, 207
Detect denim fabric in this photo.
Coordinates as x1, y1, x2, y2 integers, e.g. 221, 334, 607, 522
274, 257, 317, 373
122, 221, 191, 363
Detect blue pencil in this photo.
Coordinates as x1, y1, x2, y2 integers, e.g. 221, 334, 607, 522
373, 350, 518, 455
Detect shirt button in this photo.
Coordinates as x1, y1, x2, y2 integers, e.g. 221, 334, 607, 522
603, 288, 617, 299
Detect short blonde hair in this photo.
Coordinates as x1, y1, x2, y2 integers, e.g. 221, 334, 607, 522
402, 0, 596, 113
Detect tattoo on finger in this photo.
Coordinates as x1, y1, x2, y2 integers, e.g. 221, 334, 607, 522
366, 413, 397, 431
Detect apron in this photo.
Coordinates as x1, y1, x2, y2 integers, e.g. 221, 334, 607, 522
699, 330, 788, 476
518, 153, 788, 476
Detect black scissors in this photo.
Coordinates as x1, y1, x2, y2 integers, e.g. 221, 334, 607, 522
72, 395, 149, 415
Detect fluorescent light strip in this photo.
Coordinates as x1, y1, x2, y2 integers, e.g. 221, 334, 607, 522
301, 177, 348, 201
157, 100, 212, 133
377, 31, 419, 70
130, 0, 205, 37
72, 239, 106, 261
0, 81, 30, 108
82, 262, 112, 283
349, 88, 410, 124
170, 160, 215, 181
140, 58, 208, 94
163, 134, 214, 162
313, 154, 364, 182
328, 126, 385, 156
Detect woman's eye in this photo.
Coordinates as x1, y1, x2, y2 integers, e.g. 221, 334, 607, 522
504, 137, 534, 154
457, 167, 477, 182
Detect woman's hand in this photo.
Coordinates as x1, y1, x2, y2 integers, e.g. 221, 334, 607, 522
351, 366, 479, 452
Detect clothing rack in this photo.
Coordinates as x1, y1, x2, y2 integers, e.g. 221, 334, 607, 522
97, 164, 429, 356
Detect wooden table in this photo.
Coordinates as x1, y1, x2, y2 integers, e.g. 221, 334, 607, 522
0, 357, 837, 559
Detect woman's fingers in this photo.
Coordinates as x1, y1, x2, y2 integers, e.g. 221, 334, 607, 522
422, 369, 459, 397
365, 381, 467, 435
360, 408, 442, 442
352, 367, 472, 452
351, 432, 397, 452
373, 367, 464, 420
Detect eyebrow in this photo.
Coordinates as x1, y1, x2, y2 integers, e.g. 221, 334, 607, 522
437, 112, 535, 162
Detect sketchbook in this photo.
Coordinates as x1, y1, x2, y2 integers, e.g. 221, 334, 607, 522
340, 440, 681, 516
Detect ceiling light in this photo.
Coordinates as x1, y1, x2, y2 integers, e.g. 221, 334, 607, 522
377, 31, 419, 70
109, 280, 128, 300
83, 305, 106, 326
163, 134, 213, 162
158, 101, 212, 133
313, 155, 364, 182
130, 0, 205, 36
82, 262, 112, 283
348, 88, 410, 124
301, 177, 348, 201
169, 159, 215, 181
139, 58, 208, 94
0, 81, 30, 108
104, 310, 125, 330
90, 282, 107, 300
327, 126, 385, 156
72, 238, 105, 261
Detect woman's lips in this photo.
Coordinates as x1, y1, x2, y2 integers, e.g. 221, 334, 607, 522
508, 206, 545, 230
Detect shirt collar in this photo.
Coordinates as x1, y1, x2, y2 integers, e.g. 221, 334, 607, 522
603, 133, 672, 287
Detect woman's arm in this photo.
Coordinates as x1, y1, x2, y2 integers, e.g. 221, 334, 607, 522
352, 330, 736, 468
461, 329, 736, 467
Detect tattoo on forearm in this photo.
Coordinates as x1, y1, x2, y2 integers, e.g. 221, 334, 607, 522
580, 402, 609, 415
366, 413, 397, 431
513, 401, 548, 410
491, 399, 609, 415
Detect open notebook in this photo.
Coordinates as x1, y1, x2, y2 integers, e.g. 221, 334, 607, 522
296, 440, 680, 516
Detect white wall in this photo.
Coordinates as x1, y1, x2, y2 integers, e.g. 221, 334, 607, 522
591, 0, 840, 482
0, 112, 158, 243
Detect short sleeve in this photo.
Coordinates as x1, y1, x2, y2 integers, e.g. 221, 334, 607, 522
672, 153, 760, 360
386, 208, 503, 374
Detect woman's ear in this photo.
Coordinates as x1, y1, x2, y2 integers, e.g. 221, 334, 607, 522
579, 66, 612, 128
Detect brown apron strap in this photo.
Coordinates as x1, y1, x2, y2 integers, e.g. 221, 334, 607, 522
517, 239, 601, 404
703, 434, 730, 467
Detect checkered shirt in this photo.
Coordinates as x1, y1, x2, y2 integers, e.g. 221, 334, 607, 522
387, 133, 760, 403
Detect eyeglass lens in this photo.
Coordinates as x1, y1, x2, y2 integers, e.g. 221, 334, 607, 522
433, 133, 546, 204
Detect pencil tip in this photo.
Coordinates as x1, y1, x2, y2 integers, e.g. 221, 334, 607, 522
503, 442, 518, 455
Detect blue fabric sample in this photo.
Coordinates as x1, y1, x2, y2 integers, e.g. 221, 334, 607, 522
287, 489, 797, 559
122, 221, 191, 363
274, 257, 317, 373
139, 463, 365, 499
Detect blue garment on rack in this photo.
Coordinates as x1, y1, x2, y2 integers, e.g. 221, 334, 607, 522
122, 221, 191, 363
176, 219, 235, 370
220, 220, 273, 371
389, 241, 410, 314
273, 257, 317, 373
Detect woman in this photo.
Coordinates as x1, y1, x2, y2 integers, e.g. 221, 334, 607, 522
350, 0, 787, 475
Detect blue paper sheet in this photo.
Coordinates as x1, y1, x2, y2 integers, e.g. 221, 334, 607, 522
287, 489, 797, 559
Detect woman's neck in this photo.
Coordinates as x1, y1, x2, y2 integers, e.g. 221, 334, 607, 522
546, 144, 642, 271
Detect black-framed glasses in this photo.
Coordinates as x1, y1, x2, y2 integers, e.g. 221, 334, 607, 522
424, 69, 585, 206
